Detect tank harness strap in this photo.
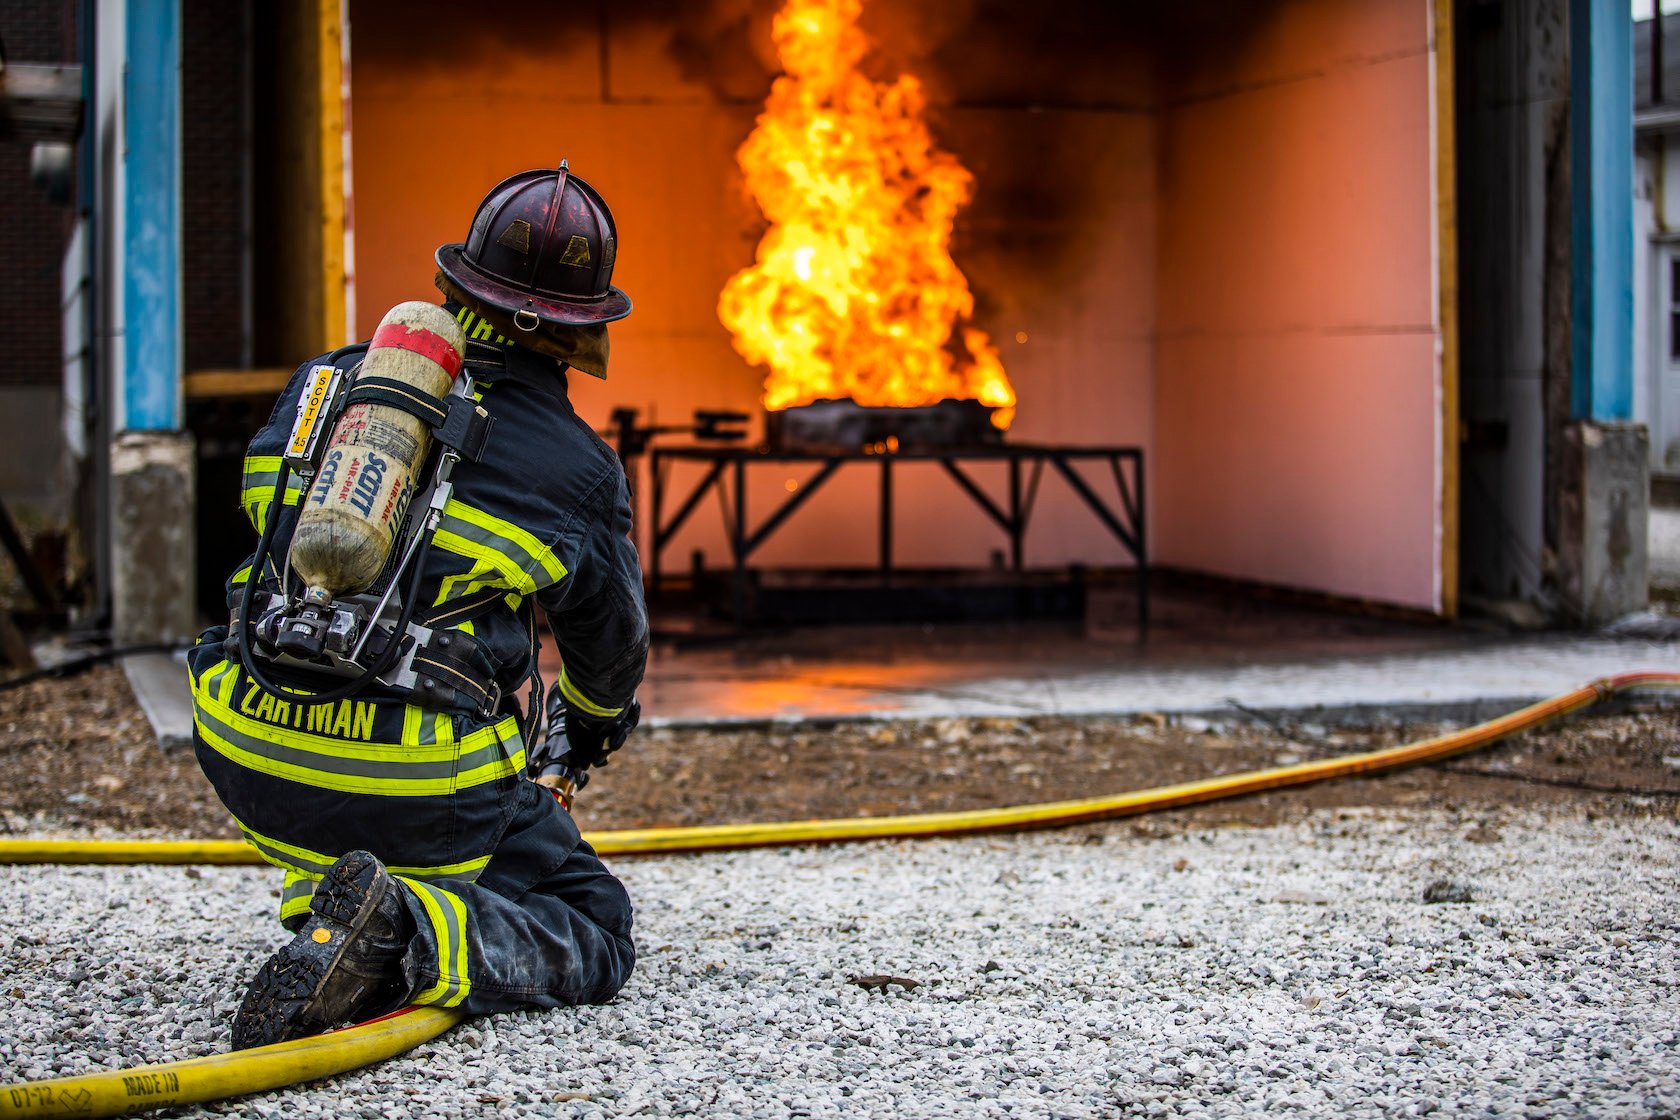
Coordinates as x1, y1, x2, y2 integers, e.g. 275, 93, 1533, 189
345, 376, 448, 426
421, 591, 541, 736
421, 588, 508, 630
410, 629, 500, 716
343, 378, 495, 464
411, 590, 521, 717
343, 616, 502, 719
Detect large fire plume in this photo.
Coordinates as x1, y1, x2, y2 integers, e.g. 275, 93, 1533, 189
717, 0, 1016, 430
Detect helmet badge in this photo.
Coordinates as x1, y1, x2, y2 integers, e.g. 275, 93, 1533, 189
496, 220, 532, 255
559, 236, 592, 267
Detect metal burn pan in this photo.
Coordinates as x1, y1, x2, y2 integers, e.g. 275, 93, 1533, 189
764, 398, 1002, 455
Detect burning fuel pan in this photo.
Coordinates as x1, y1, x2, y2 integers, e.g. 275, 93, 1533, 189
765, 398, 1003, 455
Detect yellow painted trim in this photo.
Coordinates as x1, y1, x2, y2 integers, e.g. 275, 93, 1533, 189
317, 0, 347, 349
1434, 0, 1460, 619
184, 368, 294, 399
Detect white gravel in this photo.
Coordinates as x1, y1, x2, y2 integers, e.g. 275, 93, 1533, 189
3, 806, 1679, 1118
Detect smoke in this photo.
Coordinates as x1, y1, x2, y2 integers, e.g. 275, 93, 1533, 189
343, 0, 1274, 320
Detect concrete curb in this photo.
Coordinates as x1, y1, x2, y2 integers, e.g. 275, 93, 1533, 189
642, 690, 1680, 735
122, 650, 194, 753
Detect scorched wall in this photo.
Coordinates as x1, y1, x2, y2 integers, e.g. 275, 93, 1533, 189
347, 0, 1443, 609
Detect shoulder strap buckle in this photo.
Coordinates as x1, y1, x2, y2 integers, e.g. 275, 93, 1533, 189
434, 395, 495, 463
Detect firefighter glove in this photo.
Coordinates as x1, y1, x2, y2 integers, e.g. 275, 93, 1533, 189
564, 696, 641, 770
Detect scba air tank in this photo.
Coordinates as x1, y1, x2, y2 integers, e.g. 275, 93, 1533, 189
290, 302, 468, 605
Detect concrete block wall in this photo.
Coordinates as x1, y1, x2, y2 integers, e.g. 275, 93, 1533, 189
1153, 0, 1440, 610
0, 0, 77, 524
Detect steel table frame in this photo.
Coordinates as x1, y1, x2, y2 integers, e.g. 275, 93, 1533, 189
648, 444, 1147, 629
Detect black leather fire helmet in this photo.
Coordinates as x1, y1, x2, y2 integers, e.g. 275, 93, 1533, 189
435, 160, 631, 329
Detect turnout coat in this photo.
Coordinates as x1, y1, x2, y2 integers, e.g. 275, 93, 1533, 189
189, 311, 648, 929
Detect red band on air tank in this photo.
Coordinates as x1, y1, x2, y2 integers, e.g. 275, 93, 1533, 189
369, 322, 465, 378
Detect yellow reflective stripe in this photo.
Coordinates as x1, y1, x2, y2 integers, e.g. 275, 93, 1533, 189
229, 557, 281, 589
195, 661, 456, 763
241, 478, 303, 511
458, 717, 522, 753
558, 668, 624, 719
280, 869, 320, 923
432, 534, 529, 596
195, 723, 458, 796
204, 659, 241, 706
459, 748, 525, 787
443, 573, 499, 606
395, 706, 445, 749
244, 825, 492, 883
190, 662, 521, 796
241, 455, 304, 528
425, 587, 500, 627
400, 878, 472, 1008
435, 499, 566, 593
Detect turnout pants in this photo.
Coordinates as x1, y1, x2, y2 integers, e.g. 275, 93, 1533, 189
188, 639, 635, 1015
393, 779, 635, 1013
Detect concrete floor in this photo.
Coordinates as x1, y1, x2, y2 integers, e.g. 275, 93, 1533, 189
603, 480, 1680, 723
531, 577, 1680, 725
123, 502, 1680, 748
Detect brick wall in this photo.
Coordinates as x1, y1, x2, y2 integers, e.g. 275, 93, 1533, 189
0, 0, 76, 388
182, 0, 247, 371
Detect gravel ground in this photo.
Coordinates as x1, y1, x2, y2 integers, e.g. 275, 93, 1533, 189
4, 805, 1679, 1117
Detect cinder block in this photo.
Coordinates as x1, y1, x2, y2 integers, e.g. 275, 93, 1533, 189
1559, 420, 1649, 625
111, 430, 198, 645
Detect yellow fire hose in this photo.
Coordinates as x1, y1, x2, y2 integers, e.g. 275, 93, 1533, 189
0, 1007, 464, 1119
1, 669, 1676, 1119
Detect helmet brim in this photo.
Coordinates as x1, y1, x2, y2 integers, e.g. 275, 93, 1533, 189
436, 243, 632, 326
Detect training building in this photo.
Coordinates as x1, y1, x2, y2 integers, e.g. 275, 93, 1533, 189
0, 0, 1645, 641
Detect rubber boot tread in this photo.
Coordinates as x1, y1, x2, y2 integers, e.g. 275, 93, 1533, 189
231, 851, 388, 1050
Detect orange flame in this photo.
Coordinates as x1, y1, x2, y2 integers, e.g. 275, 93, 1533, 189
717, 0, 1016, 430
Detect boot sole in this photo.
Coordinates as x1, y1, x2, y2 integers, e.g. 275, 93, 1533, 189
232, 851, 386, 1050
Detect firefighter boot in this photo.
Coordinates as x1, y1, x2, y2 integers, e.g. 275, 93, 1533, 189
232, 850, 416, 1050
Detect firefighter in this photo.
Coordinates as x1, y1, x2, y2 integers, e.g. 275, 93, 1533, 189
187, 162, 650, 1049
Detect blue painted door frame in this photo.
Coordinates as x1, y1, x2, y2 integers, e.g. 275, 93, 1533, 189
122, 0, 182, 432
1570, 0, 1635, 422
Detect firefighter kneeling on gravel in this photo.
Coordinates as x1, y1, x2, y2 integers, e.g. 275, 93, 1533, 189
187, 163, 648, 1049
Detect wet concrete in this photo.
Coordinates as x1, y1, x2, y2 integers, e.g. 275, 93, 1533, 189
121, 573, 1680, 751
538, 583, 1680, 726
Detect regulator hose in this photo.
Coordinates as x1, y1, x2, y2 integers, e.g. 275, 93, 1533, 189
0, 669, 1676, 1119
235, 453, 433, 709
